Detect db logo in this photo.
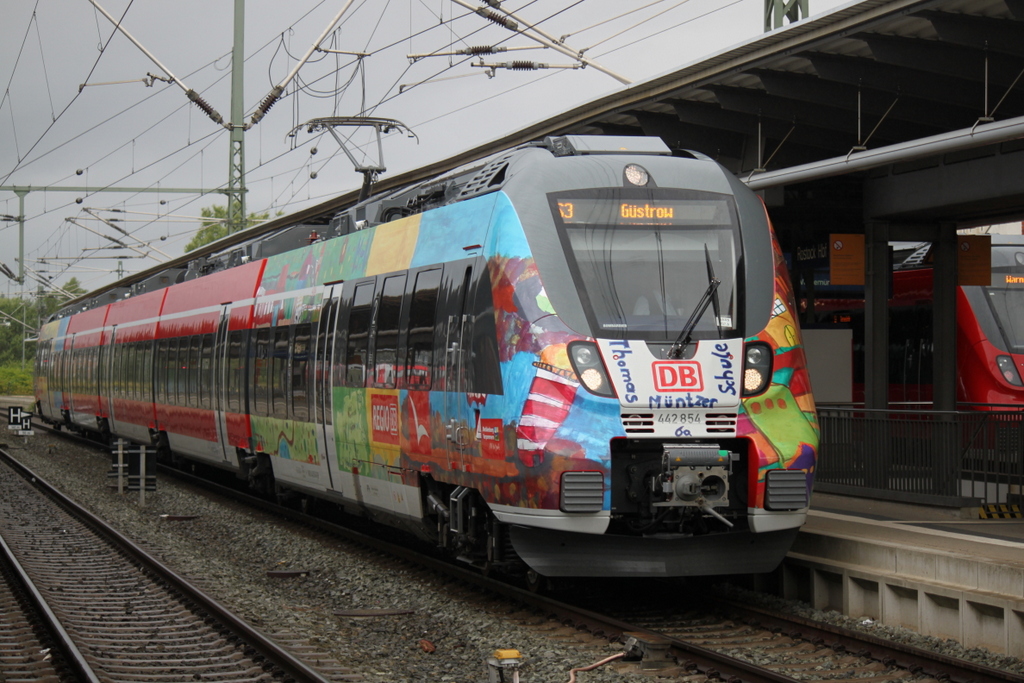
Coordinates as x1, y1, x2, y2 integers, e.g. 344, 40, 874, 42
653, 361, 703, 392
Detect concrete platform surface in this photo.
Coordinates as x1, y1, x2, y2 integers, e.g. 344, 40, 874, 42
779, 492, 1024, 656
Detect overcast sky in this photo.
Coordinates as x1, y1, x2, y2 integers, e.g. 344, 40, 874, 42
0, 0, 850, 295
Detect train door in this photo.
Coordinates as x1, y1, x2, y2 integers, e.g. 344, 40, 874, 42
212, 305, 234, 464
105, 326, 119, 432
443, 263, 474, 471
314, 285, 340, 492
57, 336, 70, 417
66, 333, 79, 424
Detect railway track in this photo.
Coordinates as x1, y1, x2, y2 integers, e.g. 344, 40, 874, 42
0, 533, 84, 682
0, 445, 350, 683
16, 417, 1024, 683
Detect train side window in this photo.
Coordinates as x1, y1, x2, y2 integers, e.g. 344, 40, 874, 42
279, 328, 288, 419
179, 338, 189, 406
272, 327, 290, 419
407, 269, 441, 389
136, 342, 147, 400
175, 339, 185, 404
469, 265, 503, 395
170, 339, 179, 405
188, 336, 202, 408
199, 334, 214, 410
142, 342, 153, 402
316, 296, 337, 427
124, 344, 133, 397
332, 290, 352, 390
155, 340, 168, 404
109, 343, 118, 398
346, 282, 375, 387
227, 330, 244, 413
179, 338, 190, 405
164, 339, 175, 405
135, 343, 142, 398
179, 338, 188, 407
292, 323, 311, 422
126, 343, 136, 400
374, 274, 406, 388
253, 328, 271, 416
129, 343, 137, 399
119, 344, 127, 398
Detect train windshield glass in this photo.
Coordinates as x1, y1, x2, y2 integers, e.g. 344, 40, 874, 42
984, 247, 1024, 353
551, 190, 739, 341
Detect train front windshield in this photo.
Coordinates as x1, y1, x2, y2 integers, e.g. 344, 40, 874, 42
551, 190, 740, 341
983, 247, 1024, 353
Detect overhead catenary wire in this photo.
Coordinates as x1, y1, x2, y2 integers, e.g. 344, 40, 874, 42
557, 0, 672, 44
0, 0, 42, 116
448, 0, 631, 84
574, 0, 693, 54
31, 7, 57, 119
12, 24, 299, 260
12, 1, 729, 290
250, 0, 358, 126
0, 0, 137, 186
85, 0, 226, 126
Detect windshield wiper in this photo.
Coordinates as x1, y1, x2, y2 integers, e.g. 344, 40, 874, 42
705, 243, 724, 340
668, 244, 721, 359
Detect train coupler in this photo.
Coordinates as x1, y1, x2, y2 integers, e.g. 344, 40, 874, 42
653, 443, 735, 509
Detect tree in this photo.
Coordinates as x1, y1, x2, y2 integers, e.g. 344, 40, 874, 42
0, 278, 90, 370
37, 277, 86, 319
0, 296, 32, 366
184, 205, 278, 253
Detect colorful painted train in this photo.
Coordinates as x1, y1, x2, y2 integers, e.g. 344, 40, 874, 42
34, 135, 818, 579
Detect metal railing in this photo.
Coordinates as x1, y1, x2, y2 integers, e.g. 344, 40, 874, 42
816, 406, 1024, 507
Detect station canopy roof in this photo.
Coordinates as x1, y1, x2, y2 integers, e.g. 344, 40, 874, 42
565, 0, 1024, 178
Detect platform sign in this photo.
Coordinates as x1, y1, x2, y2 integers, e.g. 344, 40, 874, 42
958, 235, 991, 286
830, 234, 865, 286
7, 407, 34, 436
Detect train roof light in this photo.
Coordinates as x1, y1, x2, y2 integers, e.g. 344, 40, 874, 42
624, 164, 649, 186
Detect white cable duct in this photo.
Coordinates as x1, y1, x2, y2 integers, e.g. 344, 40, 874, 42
744, 114, 1024, 190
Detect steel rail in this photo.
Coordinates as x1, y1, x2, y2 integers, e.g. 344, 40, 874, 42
151, 460, 792, 683
27, 418, 1024, 683
0, 446, 333, 683
0, 528, 100, 683
151, 446, 1024, 683
722, 599, 1024, 683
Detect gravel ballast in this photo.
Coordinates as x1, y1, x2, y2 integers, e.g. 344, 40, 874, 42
6, 426, 1023, 681
5, 434, 641, 683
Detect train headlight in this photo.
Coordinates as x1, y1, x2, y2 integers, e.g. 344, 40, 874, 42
996, 355, 1023, 387
568, 341, 617, 398
742, 341, 773, 396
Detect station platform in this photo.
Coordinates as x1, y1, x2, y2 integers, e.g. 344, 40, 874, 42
776, 492, 1024, 656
